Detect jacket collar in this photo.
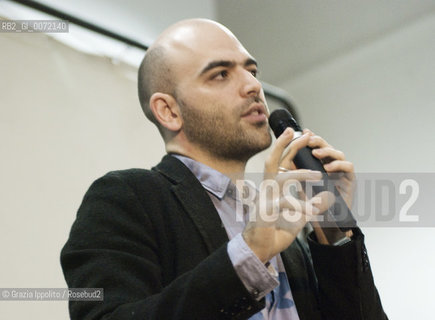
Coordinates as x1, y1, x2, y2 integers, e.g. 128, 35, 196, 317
171, 154, 232, 200
153, 155, 229, 253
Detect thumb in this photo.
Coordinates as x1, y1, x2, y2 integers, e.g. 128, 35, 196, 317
264, 128, 294, 175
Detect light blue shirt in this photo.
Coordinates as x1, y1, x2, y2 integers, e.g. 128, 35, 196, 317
173, 154, 300, 320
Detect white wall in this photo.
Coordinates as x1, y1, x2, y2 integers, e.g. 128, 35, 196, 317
0, 3, 216, 319
280, 13, 435, 172
0, 31, 166, 319
279, 12, 435, 319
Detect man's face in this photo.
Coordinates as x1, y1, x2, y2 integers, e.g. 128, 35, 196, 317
169, 25, 272, 161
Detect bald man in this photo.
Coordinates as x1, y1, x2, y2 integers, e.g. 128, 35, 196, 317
61, 19, 387, 319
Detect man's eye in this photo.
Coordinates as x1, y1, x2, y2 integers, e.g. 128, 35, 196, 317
214, 70, 228, 79
250, 69, 258, 77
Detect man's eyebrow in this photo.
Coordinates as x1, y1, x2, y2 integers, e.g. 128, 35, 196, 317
244, 58, 258, 68
199, 58, 258, 76
199, 60, 235, 76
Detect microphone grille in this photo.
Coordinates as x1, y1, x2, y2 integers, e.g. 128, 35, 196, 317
268, 108, 301, 138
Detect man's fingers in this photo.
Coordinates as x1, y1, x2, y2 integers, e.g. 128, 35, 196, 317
306, 132, 331, 149
265, 128, 294, 174
279, 190, 335, 218
257, 178, 322, 222
309, 191, 336, 215
312, 147, 345, 161
323, 160, 354, 173
275, 191, 335, 230
302, 128, 314, 136
265, 128, 311, 174
275, 170, 322, 186
279, 133, 311, 169
279, 197, 320, 215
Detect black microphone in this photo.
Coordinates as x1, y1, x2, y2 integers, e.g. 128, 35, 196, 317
268, 108, 356, 231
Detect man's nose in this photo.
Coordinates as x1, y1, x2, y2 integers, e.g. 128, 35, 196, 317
239, 69, 262, 98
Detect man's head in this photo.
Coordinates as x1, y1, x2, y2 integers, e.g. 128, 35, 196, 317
138, 18, 271, 162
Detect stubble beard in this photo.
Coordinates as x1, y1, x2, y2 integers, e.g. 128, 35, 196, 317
178, 97, 272, 162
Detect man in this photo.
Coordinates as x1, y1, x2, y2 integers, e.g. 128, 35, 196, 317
61, 19, 387, 319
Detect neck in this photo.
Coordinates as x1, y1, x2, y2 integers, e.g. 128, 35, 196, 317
167, 143, 247, 184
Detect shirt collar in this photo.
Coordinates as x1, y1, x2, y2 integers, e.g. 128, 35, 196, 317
172, 154, 233, 200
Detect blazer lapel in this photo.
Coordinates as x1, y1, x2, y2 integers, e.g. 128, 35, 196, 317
154, 155, 229, 253
281, 240, 322, 320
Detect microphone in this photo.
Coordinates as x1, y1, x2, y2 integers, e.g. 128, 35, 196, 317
268, 108, 356, 231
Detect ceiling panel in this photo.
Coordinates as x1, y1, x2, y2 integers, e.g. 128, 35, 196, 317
216, 0, 435, 84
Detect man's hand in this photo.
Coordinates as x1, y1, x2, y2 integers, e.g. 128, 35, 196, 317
304, 129, 356, 209
242, 128, 335, 263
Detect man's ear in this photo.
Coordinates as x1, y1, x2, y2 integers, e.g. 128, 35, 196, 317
149, 93, 182, 132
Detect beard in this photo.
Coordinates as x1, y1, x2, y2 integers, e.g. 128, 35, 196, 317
177, 96, 272, 162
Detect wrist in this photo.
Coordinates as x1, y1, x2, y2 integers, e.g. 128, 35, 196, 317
242, 232, 270, 264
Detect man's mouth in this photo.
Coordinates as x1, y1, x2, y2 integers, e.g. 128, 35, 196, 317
241, 103, 268, 123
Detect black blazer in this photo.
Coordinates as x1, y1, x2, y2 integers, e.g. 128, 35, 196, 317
61, 155, 386, 319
